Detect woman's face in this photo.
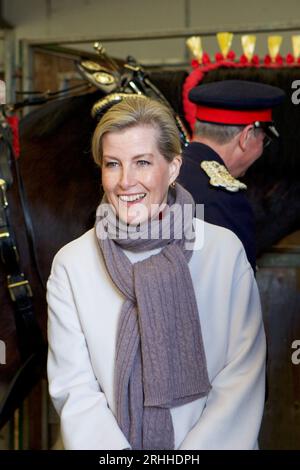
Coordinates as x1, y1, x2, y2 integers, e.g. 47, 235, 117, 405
101, 125, 181, 224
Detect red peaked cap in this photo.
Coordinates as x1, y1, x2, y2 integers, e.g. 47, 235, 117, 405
189, 80, 285, 134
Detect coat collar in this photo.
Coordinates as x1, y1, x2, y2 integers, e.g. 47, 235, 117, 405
184, 141, 225, 166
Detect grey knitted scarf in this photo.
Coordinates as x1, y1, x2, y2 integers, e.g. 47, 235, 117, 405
95, 184, 211, 450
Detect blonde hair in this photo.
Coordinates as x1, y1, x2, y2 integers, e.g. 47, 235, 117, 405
92, 96, 181, 166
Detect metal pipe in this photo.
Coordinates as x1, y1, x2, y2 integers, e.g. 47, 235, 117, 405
4, 30, 15, 103
19, 21, 300, 47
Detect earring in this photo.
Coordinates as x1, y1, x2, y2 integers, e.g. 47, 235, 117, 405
170, 181, 176, 189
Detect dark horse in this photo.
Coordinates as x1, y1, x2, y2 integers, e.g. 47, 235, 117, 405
1, 65, 300, 441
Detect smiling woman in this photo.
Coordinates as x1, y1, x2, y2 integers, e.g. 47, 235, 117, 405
101, 124, 181, 225
47, 96, 266, 450
92, 96, 182, 225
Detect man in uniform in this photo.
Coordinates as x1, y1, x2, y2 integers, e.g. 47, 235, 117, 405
179, 80, 285, 272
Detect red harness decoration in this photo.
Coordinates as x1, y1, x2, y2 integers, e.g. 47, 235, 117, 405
183, 52, 300, 133
6, 115, 20, 159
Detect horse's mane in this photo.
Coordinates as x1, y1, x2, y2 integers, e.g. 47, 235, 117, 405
148, 70, 188, 117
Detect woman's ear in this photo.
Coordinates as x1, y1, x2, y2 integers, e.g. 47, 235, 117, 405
239, 124, 253, 152
169, 155, 182, 185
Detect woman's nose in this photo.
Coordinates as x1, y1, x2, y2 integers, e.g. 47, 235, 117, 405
119, 166, 136, 188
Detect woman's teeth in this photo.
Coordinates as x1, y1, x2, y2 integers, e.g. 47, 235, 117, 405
119, 193, 146, 202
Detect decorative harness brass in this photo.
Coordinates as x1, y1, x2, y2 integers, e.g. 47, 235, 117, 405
76, 42, 190, 147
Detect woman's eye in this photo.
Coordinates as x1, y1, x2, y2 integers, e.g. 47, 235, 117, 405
137, 160, 151, 166
104, 161, 119, 168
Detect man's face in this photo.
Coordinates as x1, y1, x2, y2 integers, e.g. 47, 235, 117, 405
244, 127, 265, 173
237, 126, 265, 177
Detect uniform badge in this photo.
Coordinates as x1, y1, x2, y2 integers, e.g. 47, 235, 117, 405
200, 161, 247, 192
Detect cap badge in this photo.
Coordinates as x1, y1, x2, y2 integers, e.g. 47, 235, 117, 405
200, 161, 247, 192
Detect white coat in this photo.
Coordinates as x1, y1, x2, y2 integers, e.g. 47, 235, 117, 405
47, 218, 266, 450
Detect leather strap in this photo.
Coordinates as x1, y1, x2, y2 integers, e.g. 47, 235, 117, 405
0, 115, 44, 360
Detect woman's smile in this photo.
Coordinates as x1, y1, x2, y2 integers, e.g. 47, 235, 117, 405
118, 193, 147, 204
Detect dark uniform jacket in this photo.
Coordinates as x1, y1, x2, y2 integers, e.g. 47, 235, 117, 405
179, 142, 256, 272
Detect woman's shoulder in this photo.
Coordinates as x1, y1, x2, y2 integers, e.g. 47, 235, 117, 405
193, 217, 250, 273
193, 216, 244, 247
51, 228, 98, 270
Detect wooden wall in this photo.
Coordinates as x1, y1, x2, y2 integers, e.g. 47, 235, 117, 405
257, 233, 300, 449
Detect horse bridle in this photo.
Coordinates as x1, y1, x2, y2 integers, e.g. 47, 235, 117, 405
0, 108, 50, 428
0, 81, 93, 302
0, 111, 45, 361
0, 84, 96, 426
